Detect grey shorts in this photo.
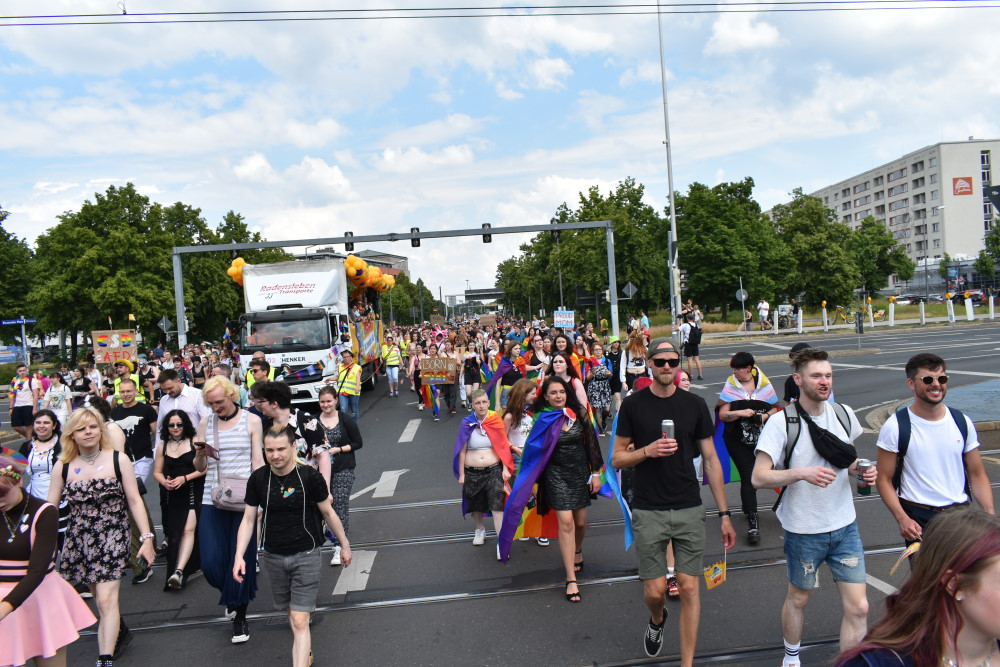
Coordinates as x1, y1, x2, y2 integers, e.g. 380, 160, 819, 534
633, 506, 706, 579
463, 463, 505, 513
259, 549, 322, 612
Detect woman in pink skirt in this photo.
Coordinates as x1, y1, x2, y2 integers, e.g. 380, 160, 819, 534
0, 451, 96, 667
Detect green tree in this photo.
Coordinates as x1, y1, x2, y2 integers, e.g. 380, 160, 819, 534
0, 209, 34, 344
771, 188, 859, 307
973, 250, 994, 281
674, 178, 791, 318
984, 225, 1000, 266
939, 252, 952, 281
846, 216, 916, 295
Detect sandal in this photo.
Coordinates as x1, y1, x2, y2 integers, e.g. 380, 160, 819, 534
574, 550, 584, 573
565, 580, 581, 603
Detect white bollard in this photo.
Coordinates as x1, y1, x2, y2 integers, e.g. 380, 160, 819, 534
822, 307, 829, 332
947, 299, 956, 323
774, 313, 779, 335
919, 301, 926, 325
990, 295, 995, 320
796, 310, 803, 334
965, 298, 975, 321
868, 304, 875, 328
889, 302, 895, 327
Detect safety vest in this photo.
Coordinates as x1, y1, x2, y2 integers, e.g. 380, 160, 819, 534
382, 344, 401, 366
113, 373, 146, 403
245, 365, 276, 388
337, 363, 362, 396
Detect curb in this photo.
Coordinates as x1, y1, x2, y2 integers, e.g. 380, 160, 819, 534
697, 348, 881, 369
865, 400, 1000, 434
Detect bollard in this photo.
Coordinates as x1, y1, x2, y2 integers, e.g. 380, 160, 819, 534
796, 309, 803, 334
965, 298, 975, 321
868, 304, 875, 328
889, 301, 895, 327
919, 301, 926, 325
990, 295, 996, 320
822, 306, 829, 332
946, 299, 956, 324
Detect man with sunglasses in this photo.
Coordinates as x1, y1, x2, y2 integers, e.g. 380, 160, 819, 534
612, 338, 736, 662
875, 353, 994, 546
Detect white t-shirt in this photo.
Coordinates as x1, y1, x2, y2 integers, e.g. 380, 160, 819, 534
678, 322, 691, 344
876, 408, 978, 506
12, 377, 36, 408
757, 301, 770, 318
755, 403, 863, 534
507, 413, 533, 451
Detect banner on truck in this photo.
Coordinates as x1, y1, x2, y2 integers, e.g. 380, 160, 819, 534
92, 330, 138, 364
553, 310, 575, 329
352, 320, 383, 365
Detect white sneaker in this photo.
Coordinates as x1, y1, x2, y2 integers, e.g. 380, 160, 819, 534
418, 404, 424, 411
497, 545, 502, 561
472, 529, 486, 546
536, 538, 550, 547
329, 545, 342, 566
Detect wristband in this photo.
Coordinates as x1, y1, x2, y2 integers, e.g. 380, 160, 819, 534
718, 511, 731, 518
140, 532, 155, 541
591, 474, 600, 478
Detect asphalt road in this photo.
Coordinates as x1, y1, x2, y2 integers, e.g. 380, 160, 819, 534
5, 321, 1000, 666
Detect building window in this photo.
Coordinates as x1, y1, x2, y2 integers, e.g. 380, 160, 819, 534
888, 183, 908, 196
932, 222, 940, 232
888, 167, 907, 182
912, 177, 925, 188
914, 193, 926, 204
889, 198, 909, 211
854, 195, 871, 206
889, 213, 911, 226
912, 160, 924, 172
834, 192, 840, 201
824, 196, 829, 205
982, 150, 992, 167
874, 175, 884, 186
875, 204, 886, 215
874, 190, 884, 201
842, 187, 850, 198
930, 173, 938, 184
853, 182, 870, 194
842, 202, 851, 211
854, 209, 871, 221
842, 215, 851, 223
933, 239, 941, 248
929, 157, 938, 167
931, 190, 939, 200
914, 208, 926, 219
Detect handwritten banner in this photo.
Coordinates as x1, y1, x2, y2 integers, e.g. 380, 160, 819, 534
92, 329, 138, 364
478, 314, 496, 328
421, 357, 456, 385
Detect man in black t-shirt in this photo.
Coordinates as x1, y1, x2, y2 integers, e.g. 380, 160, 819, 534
234, 426, 352, 665
110, 378, 160, 583
612, 338, 736, 663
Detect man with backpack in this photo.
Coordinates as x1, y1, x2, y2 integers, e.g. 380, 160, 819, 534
751, 348, 874, 667
677, 313, 703, 380
874, 353, 994, 546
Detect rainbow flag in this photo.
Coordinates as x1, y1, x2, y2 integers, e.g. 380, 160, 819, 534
511, 486, 559, 540
602, 411, 634, 550
708, 369, 779, 484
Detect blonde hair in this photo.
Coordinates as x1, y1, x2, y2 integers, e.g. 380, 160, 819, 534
201, 376, 239, 404
60, 407, 115, 463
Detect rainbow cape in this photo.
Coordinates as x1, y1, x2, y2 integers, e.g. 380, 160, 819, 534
482, 357, 516, 411
708, 369, 779, 484
452, 411, 514, 517
498, 408, 568, 562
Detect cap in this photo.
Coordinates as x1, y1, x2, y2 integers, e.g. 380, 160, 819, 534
647, 337, 678, 358
789, 342, 811, 356
608, 336, 620, 344
115, 359, 135, 372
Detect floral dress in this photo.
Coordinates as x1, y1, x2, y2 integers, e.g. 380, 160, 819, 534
584, 358, 613, 410
58, 477, 129, 584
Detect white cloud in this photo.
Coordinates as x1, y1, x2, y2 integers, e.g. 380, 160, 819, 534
379, 114, 487, 148
371, 145, 476, 174
495, 81, 524, 101
620, 61, 664, 87
233, 153, 279, 185
576, 90, 627, 131
704, 13, 782, 56
524, 58, 573, 90
32, 181, 77, 195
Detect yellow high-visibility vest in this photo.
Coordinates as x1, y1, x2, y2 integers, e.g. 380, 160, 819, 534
337, 363, 362, 396
381, 344, 401, 366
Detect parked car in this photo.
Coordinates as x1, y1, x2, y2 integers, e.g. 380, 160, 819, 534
894, 294, 925, 305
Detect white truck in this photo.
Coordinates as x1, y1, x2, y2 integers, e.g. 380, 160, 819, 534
237, 257, 379, 405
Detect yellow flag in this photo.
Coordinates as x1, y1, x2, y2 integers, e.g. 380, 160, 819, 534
128, 313, 136, 321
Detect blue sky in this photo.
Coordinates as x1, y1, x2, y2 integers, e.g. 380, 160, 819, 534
2, 1, 999, 301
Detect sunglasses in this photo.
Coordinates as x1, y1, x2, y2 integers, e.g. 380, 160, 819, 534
916, 374, 948, 385
167, 422, 184, 428
651, 357, 680, 368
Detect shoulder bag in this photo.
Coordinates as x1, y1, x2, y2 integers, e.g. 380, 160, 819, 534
210, 416, 249, 512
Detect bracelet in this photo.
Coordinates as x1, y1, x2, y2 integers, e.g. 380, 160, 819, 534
140, 532, 155, 541
591, 473, 600, 478
718, 511, 732, 518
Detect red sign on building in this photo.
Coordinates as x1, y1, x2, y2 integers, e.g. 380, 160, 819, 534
953, 177, 973, 196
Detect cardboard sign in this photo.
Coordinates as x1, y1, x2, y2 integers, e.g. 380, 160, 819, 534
421, 357, 456, 385
478, 314, 496, 328
92, 329, 138, 364
553, 310, 575, 329
430, 314, 446, 327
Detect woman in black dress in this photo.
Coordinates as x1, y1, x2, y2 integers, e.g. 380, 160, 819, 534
152, 410, 205, 590
532, 377, 603, 602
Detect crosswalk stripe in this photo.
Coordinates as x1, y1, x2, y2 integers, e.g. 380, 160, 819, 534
399, 418, 421, 443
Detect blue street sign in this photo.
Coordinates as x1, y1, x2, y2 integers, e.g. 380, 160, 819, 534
1, 318, 36, 325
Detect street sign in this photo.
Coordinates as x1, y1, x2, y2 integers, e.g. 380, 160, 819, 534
409, 306, 418, 318
158, 316, 173, 333
735, 289, 749, 302
622, 282, 638, 298
1, 318, 36, 325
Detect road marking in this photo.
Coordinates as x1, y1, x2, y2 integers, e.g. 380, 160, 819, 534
752, 342, 792, 351
351, 469, 408, 500
866, 574, 897, 596
853, 399, 899, 413
982, 456, 1000, 466
399, 419, 421, 443
833, 361, 1000, 378
332, 550, 377, 594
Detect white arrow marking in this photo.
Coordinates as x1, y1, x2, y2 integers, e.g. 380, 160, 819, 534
398, 419, 421, 443
350, 469, 408, 500
332, 550, 377, 595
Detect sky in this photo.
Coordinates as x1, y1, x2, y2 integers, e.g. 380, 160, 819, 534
2, 1, 999, 307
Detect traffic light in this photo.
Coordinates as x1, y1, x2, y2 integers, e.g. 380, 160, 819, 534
410, 227, 420, 248
344, 231, 354, 252
482, 223, 492, 243
550, 217, 560, 241
679, 269, 689, 290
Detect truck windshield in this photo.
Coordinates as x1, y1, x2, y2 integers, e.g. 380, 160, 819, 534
242, 318, 330, 353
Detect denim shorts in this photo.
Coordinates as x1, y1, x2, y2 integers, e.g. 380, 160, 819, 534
386, 365, 399, 382
783, 521, 866, 590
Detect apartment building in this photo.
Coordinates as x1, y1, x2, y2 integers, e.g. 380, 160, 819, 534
808, 138, 999, 264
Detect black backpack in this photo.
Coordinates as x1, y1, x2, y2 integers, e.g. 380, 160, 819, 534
891, 406, 969, 494
687, 323, 702, 346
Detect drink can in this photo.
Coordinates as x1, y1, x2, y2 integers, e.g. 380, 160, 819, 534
856, 459, 873, 496
661, 419, 674, 441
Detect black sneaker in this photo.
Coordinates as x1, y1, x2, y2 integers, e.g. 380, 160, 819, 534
132, 565, 153, 585
75, 582, 94, 599
644, 607, 667, 657
747, 512, 761, 545
113, 621, 132, 659
96, 656, 115, 667
232, 619, 250, 644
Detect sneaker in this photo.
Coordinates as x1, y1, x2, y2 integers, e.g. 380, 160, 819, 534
330, 545, 342, 566
225, 606, 237, 621
433, 416, 439, 422
131, 565, 153, 585
747, 512, 761, 546
518, 537, 529, 542
496, 545, 502, 561
472, 528, 486, 546
418, 404, 424, 411
113, 620, 132, 659
75, 582, 94, 599
231, 619, 250, 644
167, 569, 184, 589
643, 607, 668, 657
96, 656, 115, 667
666, 575, 680, 597
536, 537, 550, 547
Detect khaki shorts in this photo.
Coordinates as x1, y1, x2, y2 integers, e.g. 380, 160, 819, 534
633, 506, 705, 579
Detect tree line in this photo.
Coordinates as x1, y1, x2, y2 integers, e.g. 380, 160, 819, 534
496, 177, 917, 320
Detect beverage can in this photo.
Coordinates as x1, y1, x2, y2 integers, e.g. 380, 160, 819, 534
661, 419, 674, 441
856, 459, 873, 496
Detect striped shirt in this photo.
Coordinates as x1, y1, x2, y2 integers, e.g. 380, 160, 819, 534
201, 409, 255, 506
